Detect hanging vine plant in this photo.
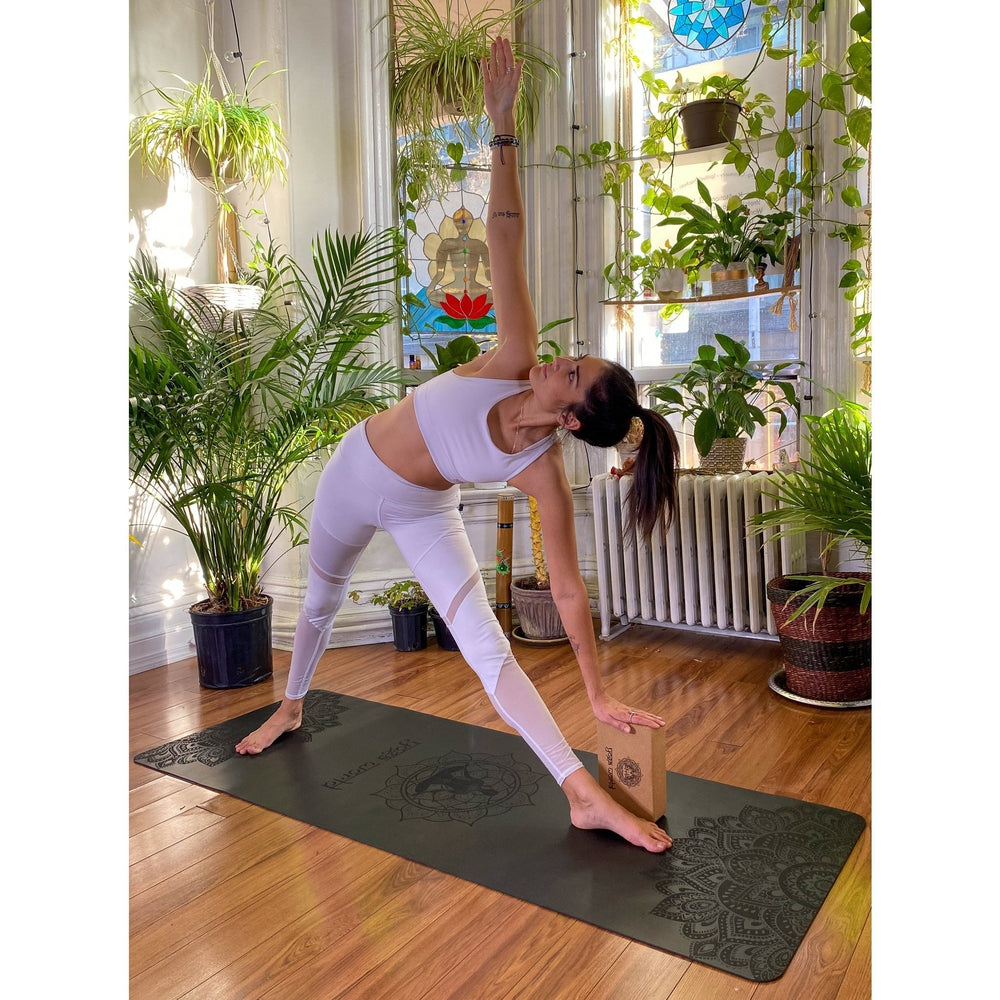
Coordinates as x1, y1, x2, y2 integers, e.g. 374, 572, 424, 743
389, 0, 559, 201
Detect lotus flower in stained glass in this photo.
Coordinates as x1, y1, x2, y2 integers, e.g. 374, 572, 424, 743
441, 291, 491, 320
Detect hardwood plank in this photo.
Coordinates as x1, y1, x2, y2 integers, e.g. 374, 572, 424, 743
495, 920, 630, 1000
582, 942, 689, 999
238, 867, 477, 1000
834, 911, 872, 1000
130, 818, 333, 933
129, 804, 293, 896
663, 963, 756, 999
131, 839, 401, 995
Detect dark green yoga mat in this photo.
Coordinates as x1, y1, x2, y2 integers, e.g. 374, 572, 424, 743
134, 690, 865, 982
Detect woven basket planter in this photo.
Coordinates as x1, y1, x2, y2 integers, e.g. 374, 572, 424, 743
766, 573, 871, 703
708, 263, 750, 296
181, 283, 264, 332
700, 437, 747, 474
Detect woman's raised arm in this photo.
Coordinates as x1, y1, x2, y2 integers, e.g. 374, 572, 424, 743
480, 36, 538, 369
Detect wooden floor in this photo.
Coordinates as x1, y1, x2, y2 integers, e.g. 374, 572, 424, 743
129, 623, 871, 999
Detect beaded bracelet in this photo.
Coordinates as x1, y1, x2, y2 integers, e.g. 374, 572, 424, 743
489, 133, 519, 164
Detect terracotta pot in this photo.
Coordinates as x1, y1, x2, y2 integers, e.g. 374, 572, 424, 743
511, 577, 566, 639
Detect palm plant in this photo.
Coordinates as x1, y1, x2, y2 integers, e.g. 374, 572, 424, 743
749, 399, 871, 618
129, 225, 410, 615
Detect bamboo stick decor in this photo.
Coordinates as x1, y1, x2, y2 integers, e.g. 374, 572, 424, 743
495, 494, 514, 635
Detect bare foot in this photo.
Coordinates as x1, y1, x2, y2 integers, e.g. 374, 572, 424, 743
562, 768, 672, 853
235, 699, 303, 755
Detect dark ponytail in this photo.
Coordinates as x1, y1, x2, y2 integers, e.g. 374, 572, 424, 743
568, 361, 679, 539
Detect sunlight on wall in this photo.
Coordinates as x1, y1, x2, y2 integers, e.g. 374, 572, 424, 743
128, 152, 205, 282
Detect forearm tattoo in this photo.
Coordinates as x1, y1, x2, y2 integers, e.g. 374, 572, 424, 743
491, 210, 521, 219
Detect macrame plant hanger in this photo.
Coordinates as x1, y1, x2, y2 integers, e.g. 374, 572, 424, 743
186, 0, 254, 286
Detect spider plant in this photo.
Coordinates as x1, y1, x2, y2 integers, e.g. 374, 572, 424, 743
129, 58, 288, 281
128, 225, 411, 614
748, 398, 871, 619
389, 0, 558, 193
129, 58, 287, 197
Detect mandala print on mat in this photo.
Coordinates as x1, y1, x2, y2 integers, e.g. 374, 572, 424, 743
133, 691, 348, 770
373, 750, 545, 825
649, 802, 865, 981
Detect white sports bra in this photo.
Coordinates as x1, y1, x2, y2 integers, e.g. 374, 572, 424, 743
412, 370, 556, 485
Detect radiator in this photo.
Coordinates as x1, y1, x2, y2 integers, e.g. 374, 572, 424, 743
591, 471, 806, 640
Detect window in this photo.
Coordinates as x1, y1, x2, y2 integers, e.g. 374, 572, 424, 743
609, 0, 805, 469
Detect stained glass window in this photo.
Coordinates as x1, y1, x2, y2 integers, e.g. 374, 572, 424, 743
668, 1, 752, 52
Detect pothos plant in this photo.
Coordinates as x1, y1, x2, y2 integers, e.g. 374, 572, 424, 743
648, 333, 799, 458
564, 0, 871, 355
349, 579, 429, 611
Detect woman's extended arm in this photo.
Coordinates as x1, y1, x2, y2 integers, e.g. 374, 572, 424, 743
511, 451, 665, 735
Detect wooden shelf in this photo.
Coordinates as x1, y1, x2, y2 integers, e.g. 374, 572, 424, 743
602, 285, 800, 306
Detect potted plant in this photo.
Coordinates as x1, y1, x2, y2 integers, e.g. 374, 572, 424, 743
421, 333, 482, 373
641, 70, 754, 150
388, 0, 559, 197
129, 224, 410, 688
129, 57, 288, 292
511, 496, 567, 643
748, 399, 871, 704
666, 183, 795, 295
648, 333, 799, 473
350, 580, 430, 652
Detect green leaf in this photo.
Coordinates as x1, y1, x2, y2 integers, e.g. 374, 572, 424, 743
693, 409, 719, 457
785, 88, 809, 117
775, 128, 796, 159
840, 185, 863, 208
846, 106, 871, 148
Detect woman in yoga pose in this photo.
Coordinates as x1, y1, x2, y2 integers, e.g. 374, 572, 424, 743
237, 37, 679, 853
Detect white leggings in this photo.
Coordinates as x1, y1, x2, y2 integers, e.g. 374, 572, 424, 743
284, 419, 585, 786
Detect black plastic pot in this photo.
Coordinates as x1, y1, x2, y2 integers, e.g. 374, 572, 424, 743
389, 605, 428, 652
429, 607, 461, 651
189, 596, 273, 689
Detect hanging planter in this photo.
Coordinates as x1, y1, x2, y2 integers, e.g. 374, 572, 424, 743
181, 283, 265, 331
678, 98, 741, 149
